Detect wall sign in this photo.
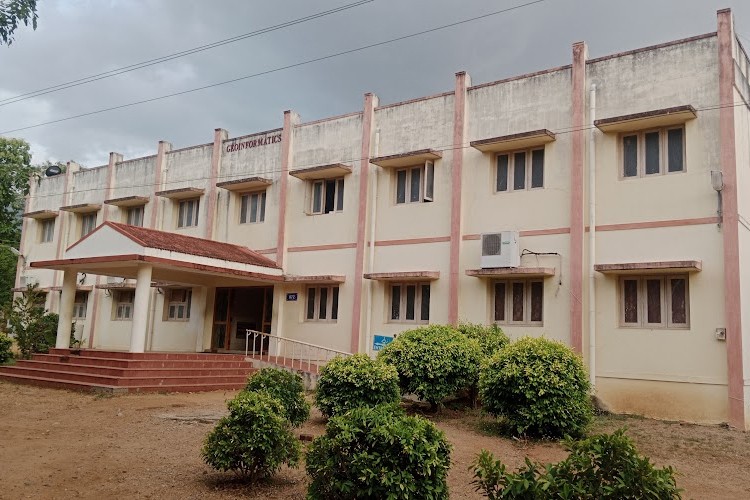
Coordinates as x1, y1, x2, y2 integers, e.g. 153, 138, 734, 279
372, 334, 394, 351
286, 293, 298, 302
225, 133, 282, 153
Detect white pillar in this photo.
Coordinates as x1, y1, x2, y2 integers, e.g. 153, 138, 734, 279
129, 264, 152, 353
56, 270, 77, 349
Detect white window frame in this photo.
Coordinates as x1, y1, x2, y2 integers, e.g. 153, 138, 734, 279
309, 178, 344, 215
177, 198, 200, 228
166, 288, 192, 321
305, 285, 339, 322
389, 282, 430, 324
493, 279, 544, 326
618, 275, 690, 329
72, 291, 88, 320
495, 148, 545, 193
240, 191, 266, 224
113, 290, 134, 321
126, 206, 144, 227
619, 126, 686, 179
40, 219, 55, 243
395, 161, 434, 205
80, 213, 97, 238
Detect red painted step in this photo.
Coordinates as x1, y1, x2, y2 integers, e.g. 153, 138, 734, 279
0, 349, 257, 393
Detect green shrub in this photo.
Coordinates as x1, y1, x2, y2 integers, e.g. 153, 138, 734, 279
201, 391, 301, 481
306, 404, 452, 500
0, 332, 13, 363
378, 324, 483, 409
471, 429, 681, 499
457, 322, 509, 359
479, 336, 592, 438
244, 368, 310, 427
1, 285, 62, 358
315, 354, 400, 418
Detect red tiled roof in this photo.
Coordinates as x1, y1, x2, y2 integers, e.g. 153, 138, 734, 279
102, 222, 279, 269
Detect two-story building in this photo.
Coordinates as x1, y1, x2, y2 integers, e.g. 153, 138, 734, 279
14, 9, 750, 429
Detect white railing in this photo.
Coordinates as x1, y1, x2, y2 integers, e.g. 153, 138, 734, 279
245, 329, 351, 372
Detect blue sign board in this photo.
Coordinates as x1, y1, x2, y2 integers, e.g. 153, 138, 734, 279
373, 335, 394, 351
286, 293, 298, 301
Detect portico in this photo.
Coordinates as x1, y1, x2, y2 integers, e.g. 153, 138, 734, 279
32, 222, 284, 353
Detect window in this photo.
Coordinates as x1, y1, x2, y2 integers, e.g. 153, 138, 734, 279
240, 191, 266, 223
619, 275, 689, 328
114, 290, 134, 320
72, 291, 88, 320
310, 178, 344, 214
621, 127, 685, 178
177, 198, 200, 228
40, 219, 55, 243
166, 288, 192, 321
496, 148, 544, 192
80, 213, 97, 238
390, 283, 430, 323
126, 206, 144, 227
493, 279, 544, 325
305, 286, 339, 321
396, 161, 434, 204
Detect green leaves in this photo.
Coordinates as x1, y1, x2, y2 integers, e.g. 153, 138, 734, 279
1, 284, 60, 359
479, 336, 593, 439
306, 405, 452, 500
244, 368, 310, 427
315, 354, 400, 418
377, 325, 483, 408
201, 391, 301, 481
0, 331, 13, 363
471, 429, 681, 499
0, 0, 38, 46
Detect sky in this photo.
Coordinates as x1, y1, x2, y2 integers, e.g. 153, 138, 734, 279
1, 0, 749, 168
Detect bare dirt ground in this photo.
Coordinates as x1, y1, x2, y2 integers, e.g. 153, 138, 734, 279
1, 381, 749, 499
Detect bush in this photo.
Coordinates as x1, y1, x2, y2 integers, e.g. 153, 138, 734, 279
479, 336, 592, 438
306, 404, 452, 499
0, 332, 13, 363
244, 368, 310, 427
1, 285, 63, 359
315, 354, 400, 418
378, 325, 483, 409
201, 391, 301, 481
457, 322, 509, 359
471, 429, 681, 499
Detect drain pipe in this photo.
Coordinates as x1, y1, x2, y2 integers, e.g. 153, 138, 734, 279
365, 130, 380, 356
588, 84, 597, 389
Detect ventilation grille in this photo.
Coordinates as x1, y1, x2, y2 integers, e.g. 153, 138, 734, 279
482, 233, 503, 256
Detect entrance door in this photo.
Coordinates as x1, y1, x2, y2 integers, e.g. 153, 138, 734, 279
211, 287, 273, 351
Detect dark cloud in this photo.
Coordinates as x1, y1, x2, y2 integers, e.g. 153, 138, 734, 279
0, 0, 748, 166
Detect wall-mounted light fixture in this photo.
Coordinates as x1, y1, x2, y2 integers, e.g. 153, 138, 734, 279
711, 170, 724, 227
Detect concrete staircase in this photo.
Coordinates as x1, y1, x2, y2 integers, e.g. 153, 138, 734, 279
0, 349, 256, 393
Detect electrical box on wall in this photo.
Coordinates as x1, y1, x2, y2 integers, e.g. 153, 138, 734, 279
481, 231, 520, 268
715, 328, 726, 341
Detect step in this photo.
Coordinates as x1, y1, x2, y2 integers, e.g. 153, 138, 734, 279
33, 353, 253, 369
48, 349, 248, 361
14, 360, 256, 378
0, 366, 253, 387
0, 373, 245, 394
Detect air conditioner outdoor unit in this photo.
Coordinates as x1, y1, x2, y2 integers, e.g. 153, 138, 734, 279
481, 231, 520, 268
106, 276, 124, 285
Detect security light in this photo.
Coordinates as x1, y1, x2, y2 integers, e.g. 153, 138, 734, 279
711, 171, 724, 192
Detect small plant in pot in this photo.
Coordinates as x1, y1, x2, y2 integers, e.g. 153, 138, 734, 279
69, 335, 86, 355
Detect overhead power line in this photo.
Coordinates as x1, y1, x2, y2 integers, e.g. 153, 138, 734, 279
0, 0, 375, 107
22, 98, 750, 201
0, 0, 550, 135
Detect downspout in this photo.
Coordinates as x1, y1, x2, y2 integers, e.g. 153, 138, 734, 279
365, 129, 380, 356
588, 84, 597, 389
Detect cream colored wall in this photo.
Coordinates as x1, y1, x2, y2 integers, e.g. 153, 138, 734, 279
161, 144, 212, 236
148, 287, 206, 352
92, 291, 132, 350
111, 156, 157, 225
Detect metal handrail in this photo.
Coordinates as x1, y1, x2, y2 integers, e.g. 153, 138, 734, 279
244, 329, 351, 372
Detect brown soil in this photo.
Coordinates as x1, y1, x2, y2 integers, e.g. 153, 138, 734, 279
1, 381, 749, 499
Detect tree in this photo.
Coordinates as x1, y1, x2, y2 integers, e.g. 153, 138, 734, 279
0, 0, 38, 46
1, 284, 63, 358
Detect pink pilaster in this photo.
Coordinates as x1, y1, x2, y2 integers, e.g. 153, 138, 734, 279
15, 177, 32, 288
717, 8, 745, 429
102, 152, 122, 222
205, 129, 228, 240
569, 42, 587, 354
448, 72, 470, 325
350, 93, 378, 353
276, 111, 298, 268
150, 141, 171, 229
